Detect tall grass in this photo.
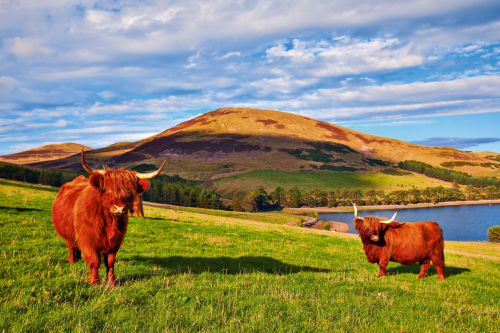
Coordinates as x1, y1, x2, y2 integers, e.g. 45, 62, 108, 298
0, 179, 499, 332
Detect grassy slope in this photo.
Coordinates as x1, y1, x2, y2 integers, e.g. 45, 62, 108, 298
1, 179, 499, 332
214, 170, 454, 198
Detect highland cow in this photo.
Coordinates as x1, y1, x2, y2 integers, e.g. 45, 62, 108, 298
51, 150, 165, 285
352, 203, 445, 281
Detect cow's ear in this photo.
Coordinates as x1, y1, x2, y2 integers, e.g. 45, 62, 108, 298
137, 179, 150, 194
89, 173, 104, 191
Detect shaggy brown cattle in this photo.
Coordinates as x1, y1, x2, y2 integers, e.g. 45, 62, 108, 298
352, 203, 445, 281
129, 194, 144, 218
52, 150, 165, 285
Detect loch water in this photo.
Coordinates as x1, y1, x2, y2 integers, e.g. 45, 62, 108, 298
319, 204, 500, 242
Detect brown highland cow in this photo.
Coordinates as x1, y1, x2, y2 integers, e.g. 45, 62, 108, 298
352, 203, 445, 281
51, 150, 165, 285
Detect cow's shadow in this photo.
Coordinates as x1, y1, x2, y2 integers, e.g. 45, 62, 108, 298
0, 205, 43, 212
126, 255, 339, 278
386, 263, 470, 278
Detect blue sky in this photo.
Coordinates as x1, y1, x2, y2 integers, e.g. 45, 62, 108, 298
1, 0, 500, 155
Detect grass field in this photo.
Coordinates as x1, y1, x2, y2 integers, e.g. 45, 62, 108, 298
214, 170, 454, 198
1, 179, 500, 332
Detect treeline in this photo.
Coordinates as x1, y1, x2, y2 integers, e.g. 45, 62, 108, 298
0, 164, 68, 187
398, 160, 500, 188
237, 184, 500, 212
141, 176, 224, 210
0, 163, 224, 210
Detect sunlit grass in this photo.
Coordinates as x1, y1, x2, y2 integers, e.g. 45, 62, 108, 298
214, 170, 453, 198
0, 179, 499, 332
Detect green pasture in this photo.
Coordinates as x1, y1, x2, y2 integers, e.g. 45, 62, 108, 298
214, 170, 453, 198
1, 179, 499, 332
172, 205, 296, 225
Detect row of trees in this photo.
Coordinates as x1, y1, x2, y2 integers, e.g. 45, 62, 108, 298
0, 164, 68, 187
235, 184, 500, 212
0, 164, 225, 210
141, 177, 224, 210
398, 160, 500, 188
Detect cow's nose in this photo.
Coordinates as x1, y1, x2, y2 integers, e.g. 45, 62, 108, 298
113, 205, 127, 214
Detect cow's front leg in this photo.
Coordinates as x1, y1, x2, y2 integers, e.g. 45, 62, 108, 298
82, 249, 101, 285
377, 253, 390, 278
104, 252, 117, 286
418, 260, 430, 279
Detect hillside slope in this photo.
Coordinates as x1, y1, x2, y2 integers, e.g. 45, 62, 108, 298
27, 108, 500, 180
0, 143, 93, 165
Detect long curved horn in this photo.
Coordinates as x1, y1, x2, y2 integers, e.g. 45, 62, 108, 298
136, 160, 166, 179
352, 202, 359, 219
380, 210, 399, 224
81, 150, 105, 174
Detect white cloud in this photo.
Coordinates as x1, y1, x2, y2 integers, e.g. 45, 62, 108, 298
98, 91, 115, 98
355, 120, 434, 127
266, 38, 424, 76
4, 37, 50, 57
250, 76, 317, 94
462, 45, 479, 52
86, 95, 213, 115
217, 52, 241, 60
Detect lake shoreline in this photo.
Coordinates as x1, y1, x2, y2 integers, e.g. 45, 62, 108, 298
283, 199, 500, 213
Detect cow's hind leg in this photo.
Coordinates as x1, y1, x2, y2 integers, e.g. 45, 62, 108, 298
65, 242, 80, 264
104, 252, 118, 287
417, 259, 430, 279
431, 252, 446, 281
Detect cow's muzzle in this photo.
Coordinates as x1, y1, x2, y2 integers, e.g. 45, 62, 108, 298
111, 205, 128, 216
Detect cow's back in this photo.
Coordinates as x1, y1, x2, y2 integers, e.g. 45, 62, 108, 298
385, 221, 444, 265
52, 176, 89, 246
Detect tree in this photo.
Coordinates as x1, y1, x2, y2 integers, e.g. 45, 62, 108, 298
366, 188, 379, 205
421, 187, 433, 203
485, 186, 498, 200
38, 171, 50, 186
269, 187, 284, 206
292, 188, 302, 208
246, 188, 270, 211
242, 196, 257, 212
326, 191, 338, 207
230, 194, 243, 212
209, 193, 223, 210
487, 225, 500, 243
322, 220, 331, 231
465, 184, 477, 200
450, 183, 463, 201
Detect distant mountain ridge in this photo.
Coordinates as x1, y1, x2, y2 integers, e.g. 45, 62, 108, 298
16, 108, 500, 180
0, 143, 93, 165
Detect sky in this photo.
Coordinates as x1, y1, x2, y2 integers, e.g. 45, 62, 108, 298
1, 0, 500, 155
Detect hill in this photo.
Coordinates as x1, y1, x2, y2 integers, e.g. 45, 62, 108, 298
0, 143, 93, 165
24, 108, 500, 195
0, 179, 499, 331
